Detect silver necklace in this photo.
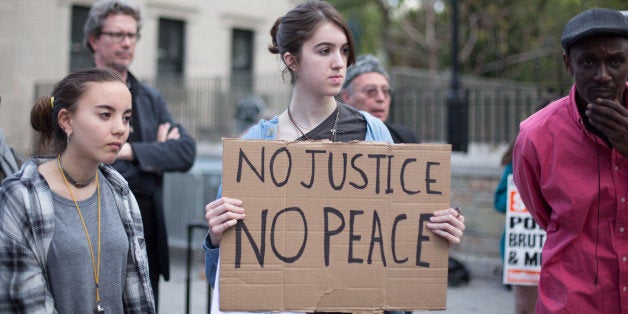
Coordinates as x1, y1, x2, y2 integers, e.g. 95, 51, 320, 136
329, 102, 341, 142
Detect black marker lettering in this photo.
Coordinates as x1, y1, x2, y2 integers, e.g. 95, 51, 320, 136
270, 147, 291, 187
302, 150, 325, 188
400, 158, 420, 195
392, 214, 408, 264
368, 210, 386, 266
416, 213, 431, 267
328, 152, 347, 190
426, 162, 442, 195
349, 154, 367, 190
368, 154, 387, 194
271, 207, 307, 263
235, 209, 268, 268
237, 147, 264, 183
324, 207, 345, 266
348, 210, 364, 264
385, 155, 394, 194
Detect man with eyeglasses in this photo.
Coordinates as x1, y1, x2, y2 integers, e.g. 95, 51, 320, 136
83, 0, 197, 308
340, 54, 419, 144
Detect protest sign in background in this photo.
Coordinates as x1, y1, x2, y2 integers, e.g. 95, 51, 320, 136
503, 174, 546, 285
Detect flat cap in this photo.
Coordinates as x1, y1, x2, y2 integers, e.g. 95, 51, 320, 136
561, 8, 628, 53
343, 54, 389, 89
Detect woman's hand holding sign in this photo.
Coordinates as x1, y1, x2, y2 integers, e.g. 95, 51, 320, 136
427, 207, 465, 247
205, 197, 245, 247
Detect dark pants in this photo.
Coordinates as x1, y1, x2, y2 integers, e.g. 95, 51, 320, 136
136, 194, 161, 310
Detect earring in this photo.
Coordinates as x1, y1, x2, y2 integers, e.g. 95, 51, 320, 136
66, 132, 71, 145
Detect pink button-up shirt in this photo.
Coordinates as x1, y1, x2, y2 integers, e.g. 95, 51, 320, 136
513, 83, 628, 313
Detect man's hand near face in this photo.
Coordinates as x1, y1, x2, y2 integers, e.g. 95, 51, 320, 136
586, 98, 628, 157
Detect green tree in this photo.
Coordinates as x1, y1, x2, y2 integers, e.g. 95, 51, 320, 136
330, 0, 626, 89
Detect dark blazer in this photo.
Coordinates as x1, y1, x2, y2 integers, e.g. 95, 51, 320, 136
385, 122, 420, 144
112, 72, 196, 281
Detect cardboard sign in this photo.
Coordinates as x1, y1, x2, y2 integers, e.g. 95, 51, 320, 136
503, 174, 546, 285
220, 139, 452, 312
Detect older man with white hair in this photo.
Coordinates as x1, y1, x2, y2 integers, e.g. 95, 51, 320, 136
340, 54, 419, 144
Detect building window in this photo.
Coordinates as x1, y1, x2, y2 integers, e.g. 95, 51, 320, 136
70, 5, 93, 71
231, 28, 254, 94
158, 18, 185, 78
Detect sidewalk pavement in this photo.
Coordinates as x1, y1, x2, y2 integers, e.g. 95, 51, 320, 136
159, 247, 516, 314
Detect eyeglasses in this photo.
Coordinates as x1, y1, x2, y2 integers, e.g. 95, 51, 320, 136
100, 31, 140, 43
361, 86, 392, 99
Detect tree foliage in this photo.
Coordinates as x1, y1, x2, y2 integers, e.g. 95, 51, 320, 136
329, 0, 626, 89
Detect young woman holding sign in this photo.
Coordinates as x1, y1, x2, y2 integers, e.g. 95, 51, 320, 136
203, 1, 465, 313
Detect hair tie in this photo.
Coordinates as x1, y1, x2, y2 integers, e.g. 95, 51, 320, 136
50, 97, 54, 108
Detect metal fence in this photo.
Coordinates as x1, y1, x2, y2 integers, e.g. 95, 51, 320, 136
148, 74, 294, 142
34, 68, 551, 148
148, 69, 550, 147
389, 67, 552, 146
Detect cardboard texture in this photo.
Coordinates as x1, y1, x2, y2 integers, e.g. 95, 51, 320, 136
220, 139, 451, 312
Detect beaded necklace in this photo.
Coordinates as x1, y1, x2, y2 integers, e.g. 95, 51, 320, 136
58, 155, 96, 188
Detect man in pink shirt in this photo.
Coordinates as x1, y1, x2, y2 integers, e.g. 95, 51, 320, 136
513, 8, 628, 313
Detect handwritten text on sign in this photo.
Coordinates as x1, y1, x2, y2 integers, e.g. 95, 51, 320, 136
220, 140, 452, 312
